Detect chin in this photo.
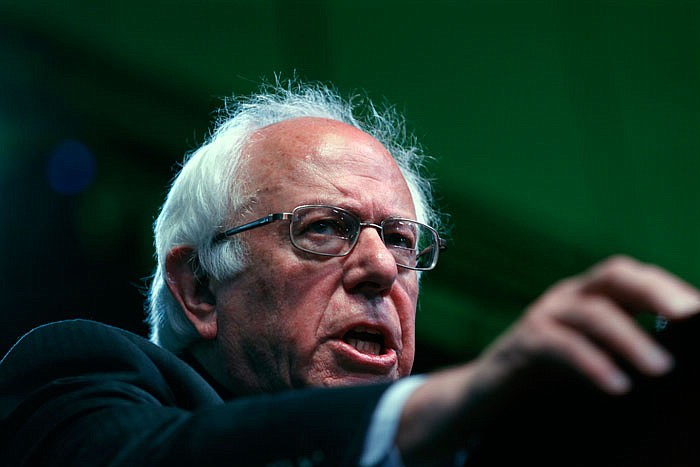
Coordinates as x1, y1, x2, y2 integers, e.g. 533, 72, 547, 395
318, 372, 398, 388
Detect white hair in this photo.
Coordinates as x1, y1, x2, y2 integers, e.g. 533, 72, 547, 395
146, 78, 441, 353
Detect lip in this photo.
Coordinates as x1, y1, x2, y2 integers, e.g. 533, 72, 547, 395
328, 339, 399, 374
327, 321, 401, 374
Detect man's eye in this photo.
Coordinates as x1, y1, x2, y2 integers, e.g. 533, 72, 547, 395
306, 219, 349, 237
384, 232, 415, 249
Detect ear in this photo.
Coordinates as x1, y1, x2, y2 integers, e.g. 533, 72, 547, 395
165, 246, 218, 340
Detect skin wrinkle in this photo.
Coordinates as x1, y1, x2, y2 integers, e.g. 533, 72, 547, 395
249, 119, 411, 221
211, 271, 286, 394
192, 117, 419, 395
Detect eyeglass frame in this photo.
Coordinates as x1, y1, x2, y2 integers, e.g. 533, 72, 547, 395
211, 204, 447, 271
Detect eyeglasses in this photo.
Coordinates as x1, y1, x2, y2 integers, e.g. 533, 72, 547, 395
212, 204, 447, 271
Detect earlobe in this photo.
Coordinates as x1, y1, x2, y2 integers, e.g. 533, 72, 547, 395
165, 246, 218, 340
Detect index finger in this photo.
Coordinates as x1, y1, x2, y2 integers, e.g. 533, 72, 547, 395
582, 255, 700, 319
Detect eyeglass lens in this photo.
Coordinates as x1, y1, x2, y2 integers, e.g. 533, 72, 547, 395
289, 206, 438, 269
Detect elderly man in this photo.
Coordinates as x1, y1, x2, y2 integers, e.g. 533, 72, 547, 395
1, 81, 698, 466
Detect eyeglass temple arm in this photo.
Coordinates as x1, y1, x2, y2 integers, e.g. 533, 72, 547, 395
212, 213, 289, 243
415, 237, 448, 261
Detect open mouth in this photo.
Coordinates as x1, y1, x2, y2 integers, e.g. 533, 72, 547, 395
342, 326, 386, 356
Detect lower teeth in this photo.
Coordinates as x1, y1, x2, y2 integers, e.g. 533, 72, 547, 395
346, 338, 381, 355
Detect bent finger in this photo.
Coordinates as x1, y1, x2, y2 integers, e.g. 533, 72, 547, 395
556, 295, 674, 378
581, 255, 700, 319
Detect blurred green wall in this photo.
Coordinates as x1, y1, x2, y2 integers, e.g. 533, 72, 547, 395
2, 0, 699, 372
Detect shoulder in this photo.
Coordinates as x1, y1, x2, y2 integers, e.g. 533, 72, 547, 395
1, 319, 221, 411
7, 318, 146, 344
2, 319, 165, 373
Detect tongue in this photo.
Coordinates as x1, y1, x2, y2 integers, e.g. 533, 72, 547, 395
345, 337, 382, 356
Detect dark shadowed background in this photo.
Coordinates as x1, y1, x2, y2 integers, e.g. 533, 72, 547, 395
2, 0, 699, 374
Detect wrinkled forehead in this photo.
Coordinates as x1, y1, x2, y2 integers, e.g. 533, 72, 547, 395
244, 117, 394, 167
239, 117, 414, 210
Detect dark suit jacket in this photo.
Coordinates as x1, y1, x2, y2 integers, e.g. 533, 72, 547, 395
0, 319, 390, 466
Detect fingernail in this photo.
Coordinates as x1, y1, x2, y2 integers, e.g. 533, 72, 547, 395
644, 348, 674, 376
670, 296, 700, 317
607, 371, 631, 394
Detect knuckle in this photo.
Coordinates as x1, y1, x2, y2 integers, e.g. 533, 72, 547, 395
594, 254, 638, 279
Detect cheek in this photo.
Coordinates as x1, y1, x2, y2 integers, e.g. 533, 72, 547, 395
396, 275, 419, 375
398, 318, 416, 377
282, 268, 342, 339
397, 274, 419, 323
258, 255, 341, 346
214, 249, 291, 347
217, 278, 285, 357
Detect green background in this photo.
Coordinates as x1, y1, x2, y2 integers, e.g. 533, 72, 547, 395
2, 0, 699, 372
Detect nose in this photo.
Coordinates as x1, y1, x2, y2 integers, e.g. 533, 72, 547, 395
342, 226, 398, 296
